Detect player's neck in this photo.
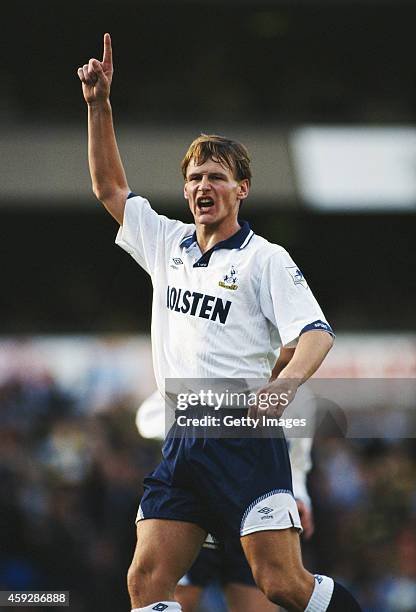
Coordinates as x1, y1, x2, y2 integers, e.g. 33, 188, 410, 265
196, 218, 241, 254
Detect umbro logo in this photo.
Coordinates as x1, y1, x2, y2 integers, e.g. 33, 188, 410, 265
258, 507, 273, 515
170, 257, 184, 270
315, 575, 323, 585
152, 604, 168, 611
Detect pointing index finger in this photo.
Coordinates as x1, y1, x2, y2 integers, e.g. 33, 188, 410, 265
102, 32, 112, 67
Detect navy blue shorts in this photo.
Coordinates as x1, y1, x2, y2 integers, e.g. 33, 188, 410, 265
179, 538, 256, 587
137, 414, 301, 541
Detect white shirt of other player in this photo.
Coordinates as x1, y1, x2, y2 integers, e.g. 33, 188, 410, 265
116, 194, 333, 393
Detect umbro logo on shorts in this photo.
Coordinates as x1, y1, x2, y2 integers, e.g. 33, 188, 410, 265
152, 604, 168, 611
258, 506, 273, 515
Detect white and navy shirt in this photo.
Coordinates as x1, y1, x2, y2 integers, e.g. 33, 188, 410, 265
116, 194, 333, 392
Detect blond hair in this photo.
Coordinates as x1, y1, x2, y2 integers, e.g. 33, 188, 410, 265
181, 134, 252, 184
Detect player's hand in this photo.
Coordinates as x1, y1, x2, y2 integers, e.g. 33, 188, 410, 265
77, 33, 113, 105
249, 377, 299, 419
296, 499, 314, 539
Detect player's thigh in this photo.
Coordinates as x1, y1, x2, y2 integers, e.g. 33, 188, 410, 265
174, 585, 203, 612
131, 519, 207, 584
224, 583, 279, 612
241, 527, 304, 582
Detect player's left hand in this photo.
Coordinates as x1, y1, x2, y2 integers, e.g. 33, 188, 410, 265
296, 499, 314, 539
249, 377, 299, 419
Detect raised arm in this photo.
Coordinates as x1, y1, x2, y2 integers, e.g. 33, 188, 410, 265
77, 33, 129, 224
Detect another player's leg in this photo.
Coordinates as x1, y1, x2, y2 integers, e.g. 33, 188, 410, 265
174, 585, 203, 612
127, 518, 206, 611
174, 544, 221, 612
221, 533, 279, 611
225, 583, 279, 612
241, 527, 362, 611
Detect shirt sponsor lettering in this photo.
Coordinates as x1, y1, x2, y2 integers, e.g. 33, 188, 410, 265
167, 286, 231, 324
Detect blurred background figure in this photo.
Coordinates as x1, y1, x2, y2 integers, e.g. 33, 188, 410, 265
1, 1, 415, 610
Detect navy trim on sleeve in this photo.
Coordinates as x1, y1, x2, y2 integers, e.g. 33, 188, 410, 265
300, 320, 335, 337
127, 192, 137, 199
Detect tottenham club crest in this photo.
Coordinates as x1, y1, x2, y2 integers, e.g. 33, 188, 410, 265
219, 265, 238, 290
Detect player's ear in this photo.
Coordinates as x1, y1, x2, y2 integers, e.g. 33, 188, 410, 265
237, 179, 250, 201
183, 183, 189, 200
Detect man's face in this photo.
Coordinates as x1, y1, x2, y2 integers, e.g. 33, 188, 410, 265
184, 158, 249, 228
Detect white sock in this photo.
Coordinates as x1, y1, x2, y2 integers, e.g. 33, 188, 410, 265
132, 602, 182, 612
305, 575, 334, 612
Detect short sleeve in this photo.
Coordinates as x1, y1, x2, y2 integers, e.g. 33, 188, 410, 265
115, 193, 183, 276
259, 248, 332, 347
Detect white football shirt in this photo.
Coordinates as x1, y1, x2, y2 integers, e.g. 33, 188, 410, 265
116, 194, 332, 393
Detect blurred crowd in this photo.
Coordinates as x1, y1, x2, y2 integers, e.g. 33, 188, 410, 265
0, 370, 159, 611
0, 369, 415, 612
309, 438, 416, 611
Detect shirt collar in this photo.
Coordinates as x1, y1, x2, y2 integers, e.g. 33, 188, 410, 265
180, 220, 253, 252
